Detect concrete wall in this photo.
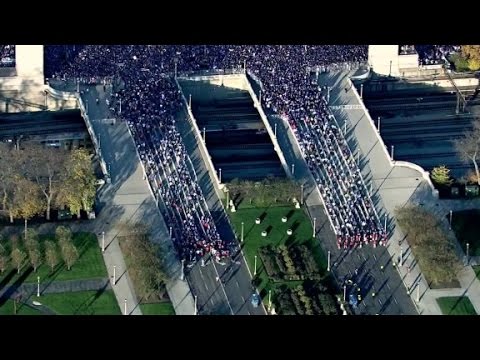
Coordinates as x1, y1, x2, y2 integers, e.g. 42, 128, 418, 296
368, 45, 400, 77
0, 45, 47, 112
178, 74, 248, 104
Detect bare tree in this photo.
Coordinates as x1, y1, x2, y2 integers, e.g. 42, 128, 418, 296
21, 143, 68, 221
11, 248, 27, 274
28, 248, 42, 272
0, 243, 9, 274
60, 242, 78, 271
44, 240, 59, 273
453, 119, 480, 185
55, 226, 72, 248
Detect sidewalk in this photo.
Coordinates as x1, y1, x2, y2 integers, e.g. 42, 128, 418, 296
80, 84, 195, 315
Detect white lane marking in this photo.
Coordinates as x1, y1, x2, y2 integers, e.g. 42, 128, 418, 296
378, 298, 382, 305
210, 299, 215, 306
394, 298, 398, 305
386, 283, 391, 290
241, 296, 245, 303
236, 281, 240, 289
373, 254, 377, 261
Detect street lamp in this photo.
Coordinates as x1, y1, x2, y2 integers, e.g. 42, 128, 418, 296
291, 163, 295, 176
219, 168, 222, 183
225, 188, 230, 208
37, 276, 40, 297
400, 246, 403, 267
124, 299, 127, 315
169, 226, 173, 238
377, 116, 381, 133
449, 210, 453, 230
241, 222, 244, 243
466, 243, 470, 265
194, 295, 198, 315
202, 127, 206, 143
312, 218, 316, 238
274, 123, 277, 138
268, 290, 272, 310
343, 285, 347, 302
300, 183, 304, 205
189, 94, 192, 109
390, 145, 394, 161
327, 251, 331, 271
180, 259, 185, 281
416, 283, 420, 302
113, 265, 116, 285
254, 255, 257, 276
101, 231, 105, 252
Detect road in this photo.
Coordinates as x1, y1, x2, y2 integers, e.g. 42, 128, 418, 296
248, 74, 418, 315
174, 108, 266, 315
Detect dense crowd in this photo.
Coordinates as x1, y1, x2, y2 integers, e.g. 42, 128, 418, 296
0, 45, 15, 67
415, 45, 460, 66
47, 44, 389, 261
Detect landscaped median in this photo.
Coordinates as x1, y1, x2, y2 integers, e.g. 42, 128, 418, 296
228, 203, 341, 315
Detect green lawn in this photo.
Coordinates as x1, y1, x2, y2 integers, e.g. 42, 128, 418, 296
37, 290, 121, 315
140, 301, 175, 315
437, 296, 477, 315
473, 266, 480, 281
0, 232, 108, 284
229, 205, 327, 299
451, 210, 480, 256
0, 299, 41, 315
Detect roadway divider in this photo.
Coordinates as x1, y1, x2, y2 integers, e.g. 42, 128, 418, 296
76, 94, 109, 180
45, 85, 78, 100
243, 75, 291, 179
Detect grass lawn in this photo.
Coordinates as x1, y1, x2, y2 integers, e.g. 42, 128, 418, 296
229, 204, 327, 299
37, 290, 121, 315
473, 266, 480, 281
437, 296, 477, 315
0, 299, 41, 315
140, 301, 175, 315
451, 210, 480, 256
0, 232, 108, 284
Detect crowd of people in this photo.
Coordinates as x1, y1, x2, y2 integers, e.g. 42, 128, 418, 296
415, 45, 460, 66
46, 44, 388, 261
0, 45, 15, 67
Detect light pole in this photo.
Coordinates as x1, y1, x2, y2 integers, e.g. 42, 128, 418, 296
259, 89, 262, 105
300, 183, 304, 205
113, 265, 116, 285
189, 94, 192, 109
274, 123, 277, 138
400, 246, 403, 267
343, 121, 347, 135
124, 299, 127, 315
85, 99, 88, 113
180, 259, 185, 281
219, 168, 222, 183
384, 213, 388, 233
390, 145, 394, 160
254, 255, 257, 276
169, 226, 173, 238
377, 116, 381, 133
449, 210, 453, 230
101, 231, 105, 253
37, 276, 40, 297
416, 283, 420, 302
360, 83, 363, 99
119, 97, 122, 115
225, 188, 230, 208
312, 218, 316, 238
268, 290, 272, 310
327, 251, 331, 271
466, 243, 470, 265
241, 222, 244, 243
343, 285, 347, 302
357, 151, 360, 165
291, 163, 295, 176
194, 295, 198, 315
202, 127, 206, 143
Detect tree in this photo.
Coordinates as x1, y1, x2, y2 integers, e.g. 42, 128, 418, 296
60, 242, 78, 271
430, 165, 453, 186
461, 45, 480, 70
55, 226, 72, 248
0, 244, 9, 274
21, 143, 68, 221
9, 177, 45, 240
11, 248, 27, 274
62, 149, 97, 217
0, 143, 22, 222
24, 228, 39, 252
44, 240, 59, 273
453, 120, 480, 185
28, 248, 42, 272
